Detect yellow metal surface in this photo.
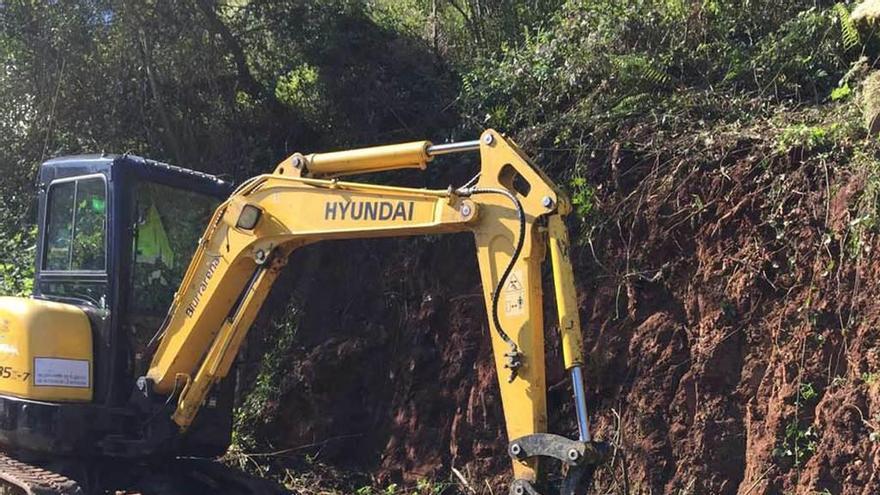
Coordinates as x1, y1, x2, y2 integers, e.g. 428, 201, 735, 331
0, 297, 92, 401
469, 129, 564, 481
172, 250, 289, 427
147, 178, 477, 396
548, 215, 585, 369
298, 140, 433, 178
147, 129, 583, 488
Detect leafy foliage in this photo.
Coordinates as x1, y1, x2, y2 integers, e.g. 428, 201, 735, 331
831, 83, 853, 100
0, 227, 35, 297
836, 2, 861, 50
774, 420, 818, 467
234, 300, 302, 450
457, 1, 868, 149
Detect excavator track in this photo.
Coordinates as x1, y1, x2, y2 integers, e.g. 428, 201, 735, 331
0, 452, 81, 495
0, 451, 288, 495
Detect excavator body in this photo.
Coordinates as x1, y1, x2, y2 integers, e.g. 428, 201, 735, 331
0, 154, 236, 460
0, 131, 605, 495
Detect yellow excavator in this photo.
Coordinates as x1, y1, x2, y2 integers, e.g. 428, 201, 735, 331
0, 130, 605, 494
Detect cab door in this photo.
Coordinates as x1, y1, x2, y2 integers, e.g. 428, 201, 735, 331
35, 173, 114, 402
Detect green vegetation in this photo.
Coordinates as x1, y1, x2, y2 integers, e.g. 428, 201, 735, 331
351, 479, 450, 495
233, 300, 303, 451
775, 421, 818, 467
0, 228, 35, 296
774, 381, 821, 468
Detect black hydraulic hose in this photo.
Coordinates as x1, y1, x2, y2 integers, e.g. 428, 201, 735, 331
461, 187, 526, 360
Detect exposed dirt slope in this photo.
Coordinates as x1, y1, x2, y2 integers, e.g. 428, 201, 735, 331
243, 233, 511, 486
240, 105, 880, 494
581, 123, 880, 495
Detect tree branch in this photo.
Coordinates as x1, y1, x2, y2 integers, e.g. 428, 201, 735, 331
192, 0, 266, 102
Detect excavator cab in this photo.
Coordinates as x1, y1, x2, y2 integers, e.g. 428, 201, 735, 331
0, 154, 235, 458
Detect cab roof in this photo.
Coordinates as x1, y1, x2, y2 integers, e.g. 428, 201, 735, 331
40, 154, 233, 199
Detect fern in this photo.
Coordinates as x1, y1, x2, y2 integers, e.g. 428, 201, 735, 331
642, 65, 671, 86
836, 3, 861, 51
613, 54, 671, 88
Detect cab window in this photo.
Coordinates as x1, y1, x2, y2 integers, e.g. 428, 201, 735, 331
130, 182, 218, 315
128, 181, 218, 372
43, 176, 107, 271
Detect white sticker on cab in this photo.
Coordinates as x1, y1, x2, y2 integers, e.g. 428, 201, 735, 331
34, 358, 89, 388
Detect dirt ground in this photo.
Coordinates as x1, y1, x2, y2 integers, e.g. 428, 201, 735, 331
240, 121, 880, 494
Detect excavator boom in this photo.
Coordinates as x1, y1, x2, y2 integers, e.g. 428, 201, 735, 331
144, 130, 605, 494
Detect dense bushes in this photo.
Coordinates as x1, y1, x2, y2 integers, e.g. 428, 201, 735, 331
458, 1, 862, 163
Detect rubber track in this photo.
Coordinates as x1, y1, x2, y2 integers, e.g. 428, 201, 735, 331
0, 452, 81, 495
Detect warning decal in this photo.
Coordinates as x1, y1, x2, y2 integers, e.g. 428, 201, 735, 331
34, 358, 89, 388
505, 271, 523, 293
504, 269, 525, 315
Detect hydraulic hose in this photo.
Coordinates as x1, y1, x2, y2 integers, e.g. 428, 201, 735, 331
459, 186, 526, 378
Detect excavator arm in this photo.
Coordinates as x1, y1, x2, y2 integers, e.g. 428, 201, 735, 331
143, 130, 605, 494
